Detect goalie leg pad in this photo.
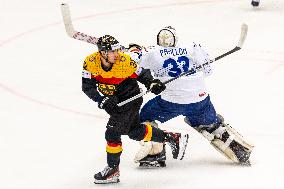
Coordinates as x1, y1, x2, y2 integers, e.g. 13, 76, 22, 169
134, 121, 164, 163
185, 116, 254, 164
139, 144, 166, 168
210, 131, 252, 164
134, 141, 164, 163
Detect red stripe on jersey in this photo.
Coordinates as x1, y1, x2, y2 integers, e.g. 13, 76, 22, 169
92, 73, 138, 84
144, 125, 149, 139
129, 73, 138, 79
107, 142, 122, 147
93, 75, 124, 84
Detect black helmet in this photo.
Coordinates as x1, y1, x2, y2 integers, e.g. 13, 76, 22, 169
97, 35, 121, 51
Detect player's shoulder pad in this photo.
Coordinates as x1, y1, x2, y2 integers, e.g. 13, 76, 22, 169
82, 52, 101, 78
83, 52, 99, 69
84, 52, 97, 63
119, 52, 138, 69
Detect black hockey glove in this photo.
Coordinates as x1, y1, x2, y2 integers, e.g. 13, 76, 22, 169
148, 79, 166, 95
98, 96, 119, 115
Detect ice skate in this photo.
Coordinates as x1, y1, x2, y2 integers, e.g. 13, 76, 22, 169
165, 132, 189, 160
94, 166, 120, 184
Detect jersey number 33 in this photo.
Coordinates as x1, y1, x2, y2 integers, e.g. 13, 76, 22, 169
162, 56, 195, 77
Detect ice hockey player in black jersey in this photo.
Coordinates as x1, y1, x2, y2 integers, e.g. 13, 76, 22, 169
82, 35, 189, 184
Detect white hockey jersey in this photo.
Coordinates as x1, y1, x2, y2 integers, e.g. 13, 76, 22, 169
139, 43, 212, 104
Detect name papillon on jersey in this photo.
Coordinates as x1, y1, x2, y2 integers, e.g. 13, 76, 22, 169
160, 48, 188, 57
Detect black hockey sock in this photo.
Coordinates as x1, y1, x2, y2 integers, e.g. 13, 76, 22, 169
107, 152, 121, 168
150, 127, 166, 143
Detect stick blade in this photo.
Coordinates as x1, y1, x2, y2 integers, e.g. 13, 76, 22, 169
61, 3, 76, 37
237, 23, 248, 48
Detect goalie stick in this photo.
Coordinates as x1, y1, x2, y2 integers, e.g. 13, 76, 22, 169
117, 23, 248, 107
61, 3, 98, 44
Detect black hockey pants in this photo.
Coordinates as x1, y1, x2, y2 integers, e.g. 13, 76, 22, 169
104, 97, 165, 168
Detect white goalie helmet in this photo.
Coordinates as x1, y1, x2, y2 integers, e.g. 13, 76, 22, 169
157, 26, 178, 47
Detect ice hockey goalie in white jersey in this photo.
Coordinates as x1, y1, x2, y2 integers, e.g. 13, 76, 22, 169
134, 26, 253, 167
140, 31, 212, 104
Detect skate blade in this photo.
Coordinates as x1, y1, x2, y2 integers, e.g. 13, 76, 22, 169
238, 160, 251, 167
178, 134, 189, 160
138, 165, 165, 169
94, 177, 120, 184
139, 162, 166, 169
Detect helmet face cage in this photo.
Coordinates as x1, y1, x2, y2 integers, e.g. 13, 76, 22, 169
157, 26, 178, 47
97, 35, 121, 51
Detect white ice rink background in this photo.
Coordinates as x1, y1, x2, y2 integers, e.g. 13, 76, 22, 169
1, 0, 284, 188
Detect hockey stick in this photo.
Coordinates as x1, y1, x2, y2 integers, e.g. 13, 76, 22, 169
61, 3, 98, 44
117, 23, 248, 107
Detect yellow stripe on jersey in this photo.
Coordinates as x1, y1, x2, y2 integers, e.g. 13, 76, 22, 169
83, 52, 138, 79
143, 122, 153, 142
106, 143, 123, 154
